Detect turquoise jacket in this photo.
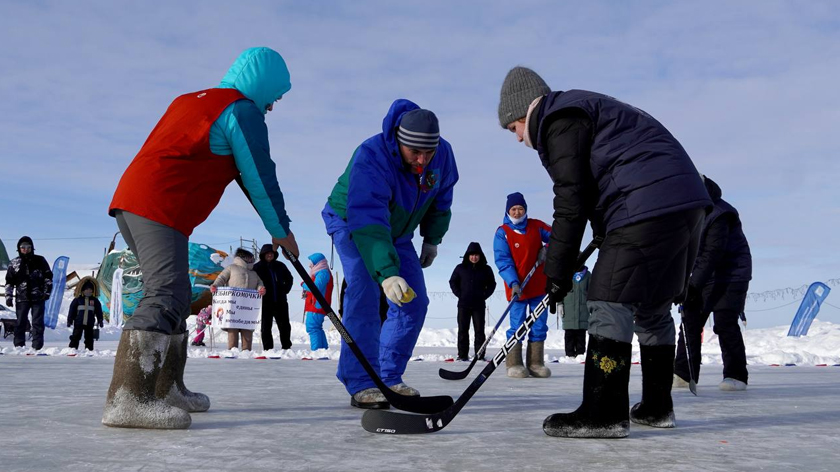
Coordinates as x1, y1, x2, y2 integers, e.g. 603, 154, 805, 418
209, 47, 293, 238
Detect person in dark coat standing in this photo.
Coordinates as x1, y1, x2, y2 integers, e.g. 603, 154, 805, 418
68, 277, 104, 351
4, 236, 53, 350
449, 242, 497, 361
498, 67, 712, 438
254, 244, 294, 350
674, 176, 752, 391
562, 266, 591, 357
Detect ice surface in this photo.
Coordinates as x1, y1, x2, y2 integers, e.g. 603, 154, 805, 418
1, 345, 839, 471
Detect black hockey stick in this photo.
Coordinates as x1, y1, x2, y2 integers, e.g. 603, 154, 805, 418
438, 263, 539, 380
439, 237, 601, 381
282, 248, 454, 413
678, 305, 698, 396
361, 239, 600, 434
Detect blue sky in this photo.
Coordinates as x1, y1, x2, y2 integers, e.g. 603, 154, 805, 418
2, 1, 839, 328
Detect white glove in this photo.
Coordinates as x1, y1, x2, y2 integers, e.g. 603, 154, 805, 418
537, 245, 547, 264
419, 242, 438, 268
382, 276, 412, 307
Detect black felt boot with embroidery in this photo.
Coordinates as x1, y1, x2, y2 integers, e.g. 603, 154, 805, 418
543, 334, 631, 438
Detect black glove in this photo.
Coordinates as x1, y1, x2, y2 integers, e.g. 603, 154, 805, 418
5, 297, 12, 308
675, 285, 701, 308
99, 321, 104, 328
546, 277, 572, 314
67, 322, 73, 328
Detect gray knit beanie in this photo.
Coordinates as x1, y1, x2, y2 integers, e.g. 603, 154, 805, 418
498, 66, 551, 129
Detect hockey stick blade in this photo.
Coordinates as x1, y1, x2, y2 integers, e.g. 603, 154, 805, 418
438, 236, 602, 381
363, 242, 600, 433
362, 294, 549, 434
282, 248, 453, 413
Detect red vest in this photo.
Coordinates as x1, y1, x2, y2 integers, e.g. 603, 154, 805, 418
109, 88, 246, 236
501, 219, 550, 301
305, 271, 334, 315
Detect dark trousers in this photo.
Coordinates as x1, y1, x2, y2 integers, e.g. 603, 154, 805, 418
261, 299, 292, 350
15, 301, 45, 349
564, 329, 587, 357
457, 306, 486, 360
69, 324, 95, 351
675, 283, 749, 384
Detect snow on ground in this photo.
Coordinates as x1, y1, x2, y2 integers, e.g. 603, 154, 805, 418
2, 286, 840, 366
1, 350, 839, 471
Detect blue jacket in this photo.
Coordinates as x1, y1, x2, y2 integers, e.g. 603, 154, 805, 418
302, 253, 331, 311
493, 215, 551, 288
209, 47, 293, 238
326, 99, 459, 282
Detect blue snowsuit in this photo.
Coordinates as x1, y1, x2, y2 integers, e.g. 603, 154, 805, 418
494, 214, 552, 342
323, 99, 458, 395
301, 253, 330, 350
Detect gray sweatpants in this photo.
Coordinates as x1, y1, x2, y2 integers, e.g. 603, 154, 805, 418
115, 210, 191, 335
587, 300, 675, 346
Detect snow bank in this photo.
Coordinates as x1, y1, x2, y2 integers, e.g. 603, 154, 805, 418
3, 286, 840, 365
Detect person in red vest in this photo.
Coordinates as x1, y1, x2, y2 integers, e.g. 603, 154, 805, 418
102, 47, 299, 430
301, 253, 333, 350
493, 192, 552, 378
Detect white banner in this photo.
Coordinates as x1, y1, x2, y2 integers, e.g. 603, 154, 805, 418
212, 287, 262, 330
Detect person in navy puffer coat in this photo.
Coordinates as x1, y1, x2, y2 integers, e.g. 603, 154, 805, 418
674, 176, 752, 392
498, 66, 712, 438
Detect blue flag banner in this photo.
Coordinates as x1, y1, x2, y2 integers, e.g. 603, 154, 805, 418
787, 282, 831, 337
44, 256, 70, 330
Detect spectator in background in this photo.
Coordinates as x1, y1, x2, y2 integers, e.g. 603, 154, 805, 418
301, 253, 333, 350
449, 242, 496, 361
211, 248, 266, 351
254, 244, 294, 350
493, 193, 552, 379
562, 266, 591, 357
674, 175, 752, 392
191, 305, 211, 347
5, 236, 53, 350
68, 277, 104, 351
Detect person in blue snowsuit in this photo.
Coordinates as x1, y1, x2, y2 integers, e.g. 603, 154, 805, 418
493, 192, 553, 378
323, 99, 458, 409
301, 253, 332, 350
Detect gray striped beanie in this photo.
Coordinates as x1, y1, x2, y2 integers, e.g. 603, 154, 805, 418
397, 109, 439, 149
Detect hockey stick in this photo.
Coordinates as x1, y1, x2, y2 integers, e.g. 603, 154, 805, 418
678, 304, 698, 396
438, 263, 539, 380
281, 248, 454, 414
439, 237, 601, 381
362, 239, 599, 434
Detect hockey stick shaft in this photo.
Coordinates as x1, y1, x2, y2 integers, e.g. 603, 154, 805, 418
282, 248, 453, 413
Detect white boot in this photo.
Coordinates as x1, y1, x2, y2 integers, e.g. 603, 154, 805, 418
673, 374, 690, 388
719, 378, 747, 391
102, 330, 191, 429
506, 342, 529, 378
